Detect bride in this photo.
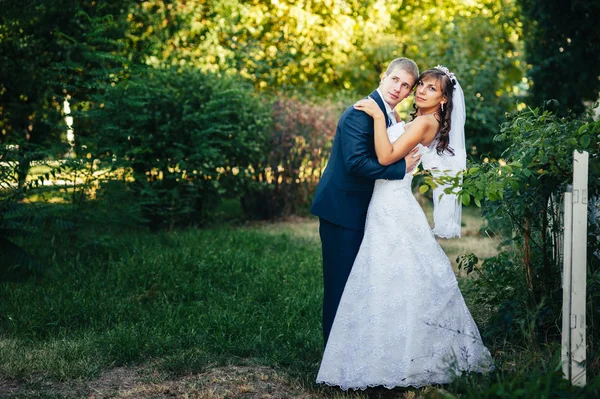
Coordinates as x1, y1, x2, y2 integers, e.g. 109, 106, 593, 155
316, 66, 494, 389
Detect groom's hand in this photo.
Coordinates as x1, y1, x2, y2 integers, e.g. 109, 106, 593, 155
405, 147, 421, 173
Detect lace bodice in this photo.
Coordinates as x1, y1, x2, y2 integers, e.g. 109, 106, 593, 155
377, 121, 436, 190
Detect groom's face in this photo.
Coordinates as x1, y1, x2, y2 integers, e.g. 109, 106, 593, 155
379, 68, 416, 108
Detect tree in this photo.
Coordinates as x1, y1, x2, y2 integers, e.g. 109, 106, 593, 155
519, 0, 600, 114
124, 0, 525, 157
384, 0, 524, 157
0, 0, 132, 185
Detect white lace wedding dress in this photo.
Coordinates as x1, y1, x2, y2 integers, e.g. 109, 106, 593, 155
316, 122, 494, 390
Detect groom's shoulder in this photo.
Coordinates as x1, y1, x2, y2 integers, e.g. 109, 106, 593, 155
339, 95, 373, 126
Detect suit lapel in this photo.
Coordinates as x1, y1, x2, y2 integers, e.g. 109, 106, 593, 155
369, 90, 390, 128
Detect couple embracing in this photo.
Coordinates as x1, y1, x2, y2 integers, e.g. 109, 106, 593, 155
311, 58, 494, 389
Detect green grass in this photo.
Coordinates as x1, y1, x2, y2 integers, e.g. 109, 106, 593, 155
255, 204, 502, 271
1, 206, 598, 398
0, 226, 324, 382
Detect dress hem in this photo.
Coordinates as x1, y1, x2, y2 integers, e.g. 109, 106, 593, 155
316, 365, 495, 391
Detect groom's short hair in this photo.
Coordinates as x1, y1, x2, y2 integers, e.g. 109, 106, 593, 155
384, 58, 419, 82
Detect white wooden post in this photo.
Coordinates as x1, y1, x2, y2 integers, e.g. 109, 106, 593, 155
562, 150, 589, 386
561, 186, 573, 380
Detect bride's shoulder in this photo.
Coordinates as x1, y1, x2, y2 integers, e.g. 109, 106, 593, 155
405, 115, 438, 132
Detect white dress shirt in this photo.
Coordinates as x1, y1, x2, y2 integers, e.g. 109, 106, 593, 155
376, 88, 396, 126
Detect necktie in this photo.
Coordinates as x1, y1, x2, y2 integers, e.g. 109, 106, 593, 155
388, 111, 396, 127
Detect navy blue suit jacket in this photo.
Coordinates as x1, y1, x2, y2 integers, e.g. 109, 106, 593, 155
311, 90, 407, 230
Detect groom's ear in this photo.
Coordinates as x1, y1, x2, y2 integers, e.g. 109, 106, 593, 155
379, 73, 387, 85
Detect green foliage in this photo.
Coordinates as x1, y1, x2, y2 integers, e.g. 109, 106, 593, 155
518, 0, 600, 114
0, 202, 44, 280
241, 97, 339, 219
463, 107, 599, 267
460, 252, 531, 346
0, 148, 70, 279
0, 2, 134, 276
125, 0, 525, 157
0, 0, 132, 179
388, 0, 525, 156
440, 107, 600, 365
455, 107, 599, 243
452, 354, 600, 398
85, 67, 271, 229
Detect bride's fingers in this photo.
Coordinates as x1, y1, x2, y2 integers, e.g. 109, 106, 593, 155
354, 103, 376, 112
353, 103, 373, 112
354, 98, 376, 107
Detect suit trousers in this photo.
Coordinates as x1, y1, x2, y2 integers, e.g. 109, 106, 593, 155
319, 217, 364, 345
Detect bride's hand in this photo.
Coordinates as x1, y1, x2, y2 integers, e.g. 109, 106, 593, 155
353, 98, 384, 120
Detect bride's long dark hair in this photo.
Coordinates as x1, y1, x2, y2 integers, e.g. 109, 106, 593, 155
410, 68, 456, 155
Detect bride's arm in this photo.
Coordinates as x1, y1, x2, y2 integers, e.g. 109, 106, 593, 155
354, 100, 435, 166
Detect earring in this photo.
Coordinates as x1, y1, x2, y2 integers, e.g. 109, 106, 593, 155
441, 103, 444, 112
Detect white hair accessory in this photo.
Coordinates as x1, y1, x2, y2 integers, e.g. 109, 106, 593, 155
435, 65, 456, 83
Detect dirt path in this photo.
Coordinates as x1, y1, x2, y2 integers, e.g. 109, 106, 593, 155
0, 364, 442, 398
0, 365, 319, 399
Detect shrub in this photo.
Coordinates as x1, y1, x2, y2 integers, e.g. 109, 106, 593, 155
0, 165, 44, 279
0, 147, 70, 279
444, 106, 600, 365
82, 67, 271, 229
452, 354, 600, 398
241, 97, 338, 219
459, 252, 532, 347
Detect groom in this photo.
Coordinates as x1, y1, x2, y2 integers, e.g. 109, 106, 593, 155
311, 57, 420, 344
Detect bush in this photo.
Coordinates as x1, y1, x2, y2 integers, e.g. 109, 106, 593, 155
83, 67, 271, 229
0, 147, 57, 279
241, 97, 338, 219
453, 354, 600, 398
446, 106, 600, 371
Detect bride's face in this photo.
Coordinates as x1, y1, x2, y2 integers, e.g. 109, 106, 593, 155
414, 78, 447, 110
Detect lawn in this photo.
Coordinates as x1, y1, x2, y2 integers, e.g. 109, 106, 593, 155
0, 204, 594, 398
257, 203, 501, 272
1, 216, 326, 397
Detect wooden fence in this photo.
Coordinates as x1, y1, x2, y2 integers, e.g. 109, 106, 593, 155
562, 150, 589, 386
